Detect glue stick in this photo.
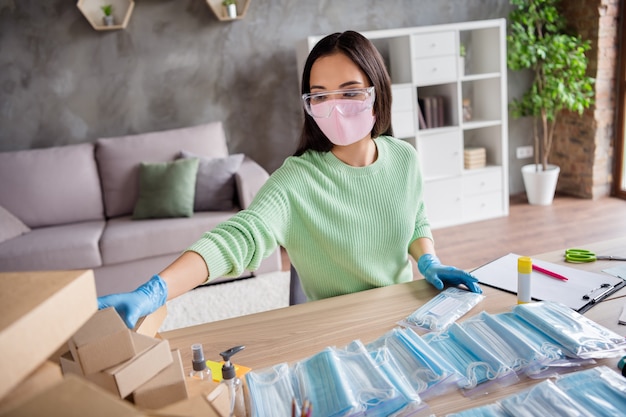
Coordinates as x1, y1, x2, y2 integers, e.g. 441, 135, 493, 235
517, 256, 532, 304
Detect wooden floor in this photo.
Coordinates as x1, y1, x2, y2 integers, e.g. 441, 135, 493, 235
281, 194, 626, 272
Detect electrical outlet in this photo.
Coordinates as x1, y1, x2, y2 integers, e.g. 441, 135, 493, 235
516, 146, 533, 159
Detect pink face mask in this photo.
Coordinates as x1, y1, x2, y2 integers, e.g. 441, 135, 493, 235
312, 99, 376, 146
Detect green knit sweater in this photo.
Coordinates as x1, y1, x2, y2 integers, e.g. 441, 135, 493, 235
187, 135, 433, 301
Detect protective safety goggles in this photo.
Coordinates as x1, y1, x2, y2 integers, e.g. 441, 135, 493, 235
302, 86, 375, 118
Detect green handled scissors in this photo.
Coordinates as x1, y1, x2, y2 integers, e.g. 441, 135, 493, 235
565, 248, 626, 263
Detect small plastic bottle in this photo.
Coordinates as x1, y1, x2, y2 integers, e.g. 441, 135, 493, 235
220, 345, 246, 417
189, 343, 212, 380
517, 256, 532, 304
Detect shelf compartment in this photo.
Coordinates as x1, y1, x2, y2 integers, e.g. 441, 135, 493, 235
461, 78, 502, 122
459, 27, 502, 76
77, 0, 135, 31
463, 125, 504, 167
417, 83, 458, 129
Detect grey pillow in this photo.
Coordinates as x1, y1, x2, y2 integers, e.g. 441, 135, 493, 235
178, 150, 244, 211
0, 205, 31, 244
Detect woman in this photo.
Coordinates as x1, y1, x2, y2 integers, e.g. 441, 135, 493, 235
99, 30, 480, 329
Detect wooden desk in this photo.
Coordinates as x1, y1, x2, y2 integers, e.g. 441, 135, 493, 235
162, 238, 626, 415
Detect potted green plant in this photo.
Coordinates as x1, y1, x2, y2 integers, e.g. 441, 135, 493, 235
222, 0, 237, 18
507, 0, 595, 205
458, 44, 466, 76
101, 4, 114, 26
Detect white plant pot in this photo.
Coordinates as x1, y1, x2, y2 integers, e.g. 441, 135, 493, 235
103, 15, 114, 26
521, 164, 560, 206
458, 57, 465, 77
226, 3, 237, 18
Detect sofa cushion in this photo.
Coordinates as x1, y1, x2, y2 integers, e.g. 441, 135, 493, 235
100, 212, 237, 265
0, 206, 31, 244
132, 158, 200, 219
179, 150, 244, 211
0, 144, 104, 228
96, 122, 229, 218
0, 220, 105, 271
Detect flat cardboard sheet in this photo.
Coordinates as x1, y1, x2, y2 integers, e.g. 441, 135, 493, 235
1, 374, 144, 417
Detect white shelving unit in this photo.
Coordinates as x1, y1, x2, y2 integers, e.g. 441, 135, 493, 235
296, 19, 509, 229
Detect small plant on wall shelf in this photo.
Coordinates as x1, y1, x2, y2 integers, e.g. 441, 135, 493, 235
101, 4, 114, 26
222, 0, 237, 18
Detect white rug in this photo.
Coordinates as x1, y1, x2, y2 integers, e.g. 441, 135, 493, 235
159, 271, 290, 332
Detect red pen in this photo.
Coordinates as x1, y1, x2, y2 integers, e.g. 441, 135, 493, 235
532, 264, 568, 281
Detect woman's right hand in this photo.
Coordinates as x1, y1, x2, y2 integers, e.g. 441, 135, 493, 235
97, 274, 168, 328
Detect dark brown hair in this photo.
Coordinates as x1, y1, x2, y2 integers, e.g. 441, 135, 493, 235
294, 30, 393, 156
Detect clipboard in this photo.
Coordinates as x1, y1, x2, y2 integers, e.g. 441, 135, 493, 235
471, 253, 626, 313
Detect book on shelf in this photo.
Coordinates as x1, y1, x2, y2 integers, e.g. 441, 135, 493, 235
417, 96, 446, 129
417, 96, 445, 129
417, 100, 427, 129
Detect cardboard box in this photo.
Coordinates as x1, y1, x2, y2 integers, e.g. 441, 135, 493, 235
59, 351, 83, 376
0, 361, 62, 414
134, 305, 167, 338
133, 349, 188, 410
1, 374, 144, 417
59, 333, 172, 399
0, 270, 97, 401
151, 394, 221, 417
68, 307, 136, 375
93, 332, 173, 399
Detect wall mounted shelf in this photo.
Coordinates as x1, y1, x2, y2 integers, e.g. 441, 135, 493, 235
205, 0, 250, 21
77, 0, 135, 31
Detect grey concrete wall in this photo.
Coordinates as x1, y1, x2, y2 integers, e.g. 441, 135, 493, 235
0, 0, 529, 192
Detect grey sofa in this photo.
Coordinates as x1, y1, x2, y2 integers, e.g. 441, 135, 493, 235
0, 122, 281, 296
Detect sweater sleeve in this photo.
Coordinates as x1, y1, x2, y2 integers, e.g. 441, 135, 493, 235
185, 174, 290, 282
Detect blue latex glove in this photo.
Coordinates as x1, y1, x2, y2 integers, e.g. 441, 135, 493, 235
97, 274, 168, 329
418, 254, 482, 293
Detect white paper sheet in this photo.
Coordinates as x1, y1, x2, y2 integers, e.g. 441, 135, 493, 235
471, 253, 625, 312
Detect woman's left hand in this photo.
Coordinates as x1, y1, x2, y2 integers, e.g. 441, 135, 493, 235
418, 254, 482, 293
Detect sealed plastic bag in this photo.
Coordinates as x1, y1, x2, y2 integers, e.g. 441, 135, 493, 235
498, 378, 594, 417
553, 366, 626, 417
400, 287, 484, 333
338, 341, 413, 417
245, 362, 298, 417
512, 301, 626, 359
461, 311, 549, 377
366, 328, 458, 399
424, 323, 518, 396
291, 347, 359, 417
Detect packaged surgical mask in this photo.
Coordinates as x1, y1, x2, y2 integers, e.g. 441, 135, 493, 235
512, 301, 626, 359
366, 346, 433, 417
400, 287, 484, 333
291, 347, 359, 417
366, 328, 458, 400
498, 378, 594, 417
423, 323, 518, 396
491, 311, 595, 377
461, 311, 549, 377
337, 341, 411, 417
553, 366, 626, 417
245, 362, 298, 417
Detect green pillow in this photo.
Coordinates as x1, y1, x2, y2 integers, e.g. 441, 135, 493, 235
132, 158, 200, 219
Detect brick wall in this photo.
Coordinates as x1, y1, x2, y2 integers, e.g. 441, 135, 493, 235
555, 0, 619, 198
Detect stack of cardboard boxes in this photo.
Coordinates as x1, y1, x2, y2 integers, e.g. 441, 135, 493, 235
0, 270, 232, 417
59, 306, 188, 409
